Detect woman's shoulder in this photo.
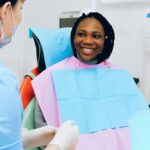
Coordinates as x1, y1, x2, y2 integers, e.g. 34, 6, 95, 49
101, 60, 120, 69
0, 65, 23, 150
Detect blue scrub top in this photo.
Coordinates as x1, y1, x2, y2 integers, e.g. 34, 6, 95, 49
0, 63, 23, 150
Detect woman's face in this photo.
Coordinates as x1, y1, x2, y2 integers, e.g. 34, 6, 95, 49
74, 18, 105, 62
1, 0, 24, 37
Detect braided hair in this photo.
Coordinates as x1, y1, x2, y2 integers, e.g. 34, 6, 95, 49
71, 12, 115, 64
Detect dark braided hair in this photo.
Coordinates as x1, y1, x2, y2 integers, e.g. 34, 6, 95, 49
71, 12, 115, 64
0, 0, 18, 7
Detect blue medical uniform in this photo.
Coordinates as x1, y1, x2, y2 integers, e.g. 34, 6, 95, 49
0, 63, 23, 150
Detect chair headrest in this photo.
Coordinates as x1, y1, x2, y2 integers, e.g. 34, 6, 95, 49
29, 27, 73, 72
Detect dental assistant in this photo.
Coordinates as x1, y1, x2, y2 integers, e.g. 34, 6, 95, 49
0, 0, 79, 150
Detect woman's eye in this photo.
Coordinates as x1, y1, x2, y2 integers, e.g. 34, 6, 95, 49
77, 32, 85, 37
93, 34, 101, 39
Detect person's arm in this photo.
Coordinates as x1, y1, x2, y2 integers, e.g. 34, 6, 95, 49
35, 99, 47, 128
22, 126, 57, 147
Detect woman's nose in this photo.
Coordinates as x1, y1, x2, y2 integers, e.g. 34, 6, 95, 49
83, 36, 94, 45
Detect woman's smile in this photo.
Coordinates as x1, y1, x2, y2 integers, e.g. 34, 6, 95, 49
74, 18, 105, 61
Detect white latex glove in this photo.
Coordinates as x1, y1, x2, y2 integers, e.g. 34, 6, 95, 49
47, 120, 79, 150
22, 126, 57, 147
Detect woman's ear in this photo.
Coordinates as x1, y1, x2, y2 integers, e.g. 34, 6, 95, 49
0, 2, 11, 22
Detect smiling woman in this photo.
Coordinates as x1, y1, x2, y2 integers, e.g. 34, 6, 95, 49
71, 12, 115, 64
74, 18, 105, 62
32, 12, 148, 150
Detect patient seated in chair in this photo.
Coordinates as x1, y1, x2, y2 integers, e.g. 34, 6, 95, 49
32, 12, 148, 150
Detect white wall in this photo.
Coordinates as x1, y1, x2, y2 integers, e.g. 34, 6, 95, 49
0, 0, 150, 103
96, 1, 150, 103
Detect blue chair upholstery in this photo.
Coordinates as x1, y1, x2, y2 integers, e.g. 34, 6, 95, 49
29, 27, 73, 72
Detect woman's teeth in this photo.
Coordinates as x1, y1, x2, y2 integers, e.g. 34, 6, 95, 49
82, 48, 94, 52
81, 48, 95, 54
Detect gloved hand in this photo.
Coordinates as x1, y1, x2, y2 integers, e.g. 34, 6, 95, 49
47, 120, 79, 150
